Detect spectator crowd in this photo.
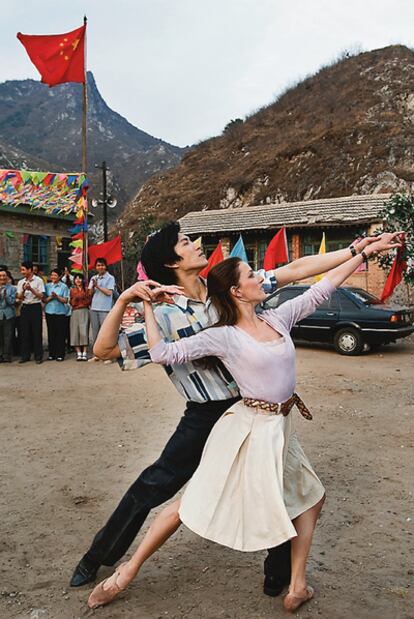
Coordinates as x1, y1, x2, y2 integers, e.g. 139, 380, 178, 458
0, 258, 143, 365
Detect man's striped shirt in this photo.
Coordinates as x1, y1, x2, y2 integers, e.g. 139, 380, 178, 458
118, 270, 277, 403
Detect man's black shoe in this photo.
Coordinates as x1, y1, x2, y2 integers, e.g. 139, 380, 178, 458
263, 574, 290, 597
70, 559, 99, 587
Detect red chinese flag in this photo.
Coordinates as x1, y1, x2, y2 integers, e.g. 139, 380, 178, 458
88, 236, 123, 269
380, 245, 407, 302
200, 242, 224, 278
17, 24, 86, 87
263, 227, 289, 270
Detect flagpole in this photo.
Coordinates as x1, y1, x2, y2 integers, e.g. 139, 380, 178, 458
120, 231, 125, 291
82, 15, 88, 173
82, 15, 88, 282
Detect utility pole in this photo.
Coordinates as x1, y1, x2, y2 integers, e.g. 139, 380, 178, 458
91, 161, 117, 241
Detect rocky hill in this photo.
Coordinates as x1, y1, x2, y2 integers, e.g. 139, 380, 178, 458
0, 136, 54, 171
0, 72, 184, 209
120, 45, 414, 231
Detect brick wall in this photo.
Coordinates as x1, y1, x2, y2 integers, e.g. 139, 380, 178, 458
0, 211, 72, 278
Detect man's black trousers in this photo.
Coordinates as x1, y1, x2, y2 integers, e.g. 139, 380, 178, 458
20, 303, 43, 361
83, 397, 291, 577
0, 317, 13, 360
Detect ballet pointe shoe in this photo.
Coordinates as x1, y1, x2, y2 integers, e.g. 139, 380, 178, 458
87, 562, 131, 609
283, 585, 314, 613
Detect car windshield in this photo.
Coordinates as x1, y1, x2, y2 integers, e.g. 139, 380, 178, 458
347, 289, 382, 305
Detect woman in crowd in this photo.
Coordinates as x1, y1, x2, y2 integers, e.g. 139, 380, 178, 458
88, 233, 402, 613
69, 273, 91, 361
61, 266, 74, 354
44, 268, 69, 361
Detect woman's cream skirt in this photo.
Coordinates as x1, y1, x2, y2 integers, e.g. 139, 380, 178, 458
179, 401, 324, 552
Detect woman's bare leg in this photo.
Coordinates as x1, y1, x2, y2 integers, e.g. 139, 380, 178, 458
284, 495, 325, 611
88, 499, 181, 607
122, 498, 182, 582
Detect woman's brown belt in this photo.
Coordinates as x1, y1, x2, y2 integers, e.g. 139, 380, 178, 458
243, 392, 312, 420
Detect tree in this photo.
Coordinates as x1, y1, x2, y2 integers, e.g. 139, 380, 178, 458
223, 118, 244, 142
375, 194, 414, 286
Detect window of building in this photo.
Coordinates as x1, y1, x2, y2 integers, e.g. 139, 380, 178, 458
245, 245, 257, 269
23, 235, 49, 272
257, 240, 267, 269
57, 237, 72, 271
202, 244, 216, 259
302, 230, 362, 256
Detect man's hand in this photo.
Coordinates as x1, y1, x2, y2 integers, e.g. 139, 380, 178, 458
118, 280, 161, 304
150, 284, 185, 303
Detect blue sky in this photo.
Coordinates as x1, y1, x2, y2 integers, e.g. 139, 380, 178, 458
2, 0, 414, 146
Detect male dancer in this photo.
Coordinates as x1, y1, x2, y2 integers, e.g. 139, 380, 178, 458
71, 222, 382, 595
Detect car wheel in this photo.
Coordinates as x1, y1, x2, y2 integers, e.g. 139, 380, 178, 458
333, 327, 364, 356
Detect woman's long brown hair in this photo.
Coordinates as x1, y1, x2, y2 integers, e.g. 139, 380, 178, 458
200, 258, 243, 371
206, 256, 242, 327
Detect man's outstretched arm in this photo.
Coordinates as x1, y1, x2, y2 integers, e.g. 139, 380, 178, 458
273, 234, 390, 287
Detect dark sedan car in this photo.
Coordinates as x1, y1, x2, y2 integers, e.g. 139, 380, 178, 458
260, 285, 414, 355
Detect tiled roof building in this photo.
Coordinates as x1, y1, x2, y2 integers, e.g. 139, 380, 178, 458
179, 194, 391, 297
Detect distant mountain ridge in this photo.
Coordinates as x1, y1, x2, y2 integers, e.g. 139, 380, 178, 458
120, 45, 414, 232
0, 71, 185, 209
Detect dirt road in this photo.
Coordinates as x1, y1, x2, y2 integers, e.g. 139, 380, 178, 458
1, 339, 413, 619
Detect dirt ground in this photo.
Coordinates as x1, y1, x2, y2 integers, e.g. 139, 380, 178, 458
1, 337, 413, 619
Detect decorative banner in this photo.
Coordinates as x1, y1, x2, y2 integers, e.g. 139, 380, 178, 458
263, 227, 289, 270
200, 241, 224, 278
88, 235, 123, 269
0, 168, 88, 272
0, 168, 88, 216
381, 237, 407, 302
230, 234, 248, 263
136, 260, 148, 281
314, 232, 326, 282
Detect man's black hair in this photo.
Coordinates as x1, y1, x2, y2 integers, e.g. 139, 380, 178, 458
6, 269, 15, 285
140, 222, 182, 285
21, 260, 33, 270
95, 257, 107, 267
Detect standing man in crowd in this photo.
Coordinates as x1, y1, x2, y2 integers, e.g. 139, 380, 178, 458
88, 258, 115, 362
16, 260, 45, 364
0, 267, 16, 363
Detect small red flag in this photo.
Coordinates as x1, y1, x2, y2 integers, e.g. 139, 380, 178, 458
380, 244, 407, 302
136, 260, 148, 281
17, 24, 86, 87
88, 236, 123, 269
263, 227, 289, 270
200, 242, 224, 278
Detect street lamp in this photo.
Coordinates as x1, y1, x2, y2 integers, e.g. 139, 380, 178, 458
91, 161, 117, 242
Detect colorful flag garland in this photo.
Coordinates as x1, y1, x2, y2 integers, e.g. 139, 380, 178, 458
0, 168, 88, 273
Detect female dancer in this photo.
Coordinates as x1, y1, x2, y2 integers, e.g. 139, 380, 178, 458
88, 234, 401, 612
69, 273, 91, 361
